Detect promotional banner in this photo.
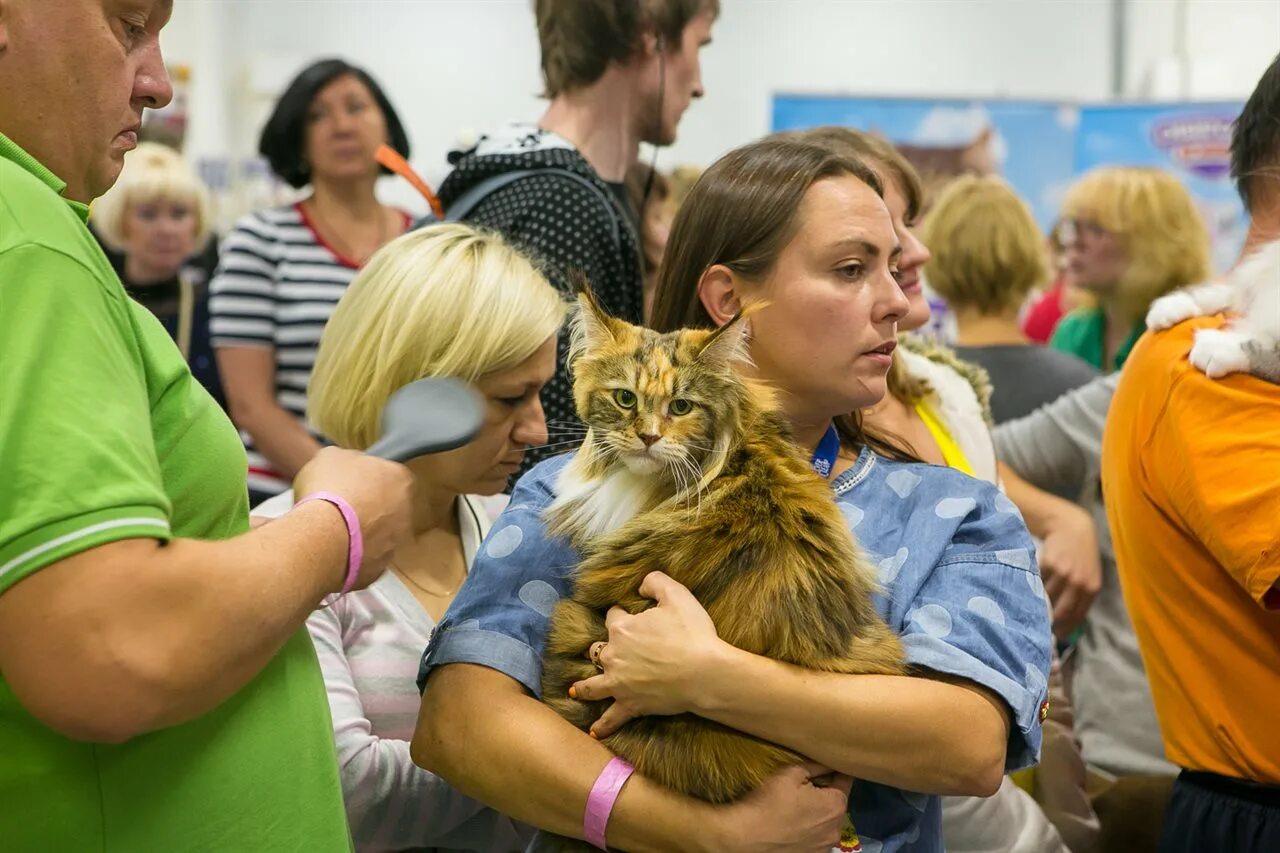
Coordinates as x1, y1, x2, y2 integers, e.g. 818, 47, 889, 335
1074, 103, 1245, 272
771, 94, 1079, 231
771, 94, 1246, 273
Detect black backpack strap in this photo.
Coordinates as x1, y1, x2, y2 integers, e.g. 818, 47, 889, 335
444, 169, 623, 254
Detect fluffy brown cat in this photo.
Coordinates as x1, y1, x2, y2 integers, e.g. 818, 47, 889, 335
533, 292, 904, 851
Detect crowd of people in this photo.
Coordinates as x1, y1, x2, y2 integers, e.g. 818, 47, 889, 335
0, 1, 1276, 852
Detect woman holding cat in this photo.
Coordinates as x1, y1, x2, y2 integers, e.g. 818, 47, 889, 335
414, 138, 1051, 852
792, 127, 1103, 646
790, 128, 1098, 853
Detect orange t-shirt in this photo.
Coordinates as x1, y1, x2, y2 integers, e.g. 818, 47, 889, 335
1102, 316, 1280, 783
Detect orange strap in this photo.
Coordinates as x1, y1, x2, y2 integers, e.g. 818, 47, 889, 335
375, 144, 444, 219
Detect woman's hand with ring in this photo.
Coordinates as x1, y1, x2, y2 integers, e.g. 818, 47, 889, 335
570, 571, 727, 739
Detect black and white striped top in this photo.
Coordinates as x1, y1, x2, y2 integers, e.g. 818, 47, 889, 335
209, 203, 405, 498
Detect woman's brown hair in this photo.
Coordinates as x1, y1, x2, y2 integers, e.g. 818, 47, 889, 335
649, 137, 918, 462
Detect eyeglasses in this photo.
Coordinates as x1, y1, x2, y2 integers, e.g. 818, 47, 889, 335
1057, 218, 1111, 245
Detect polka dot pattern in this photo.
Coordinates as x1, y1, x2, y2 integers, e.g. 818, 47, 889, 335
841, 503, 865, 529
878, 547, 909, 583
486, 525, 524, 559
996, 547, 1033, 570
935, 496, 977, 519
967, 596, 1006, 625
438, 135, 645, 482
518, 580, 560, 617
995, 493, 1020, 515
909, 604, 953, 638
1026, 568, 1046, 599
886, 469, 922, 498
1025, 662, 1048, 695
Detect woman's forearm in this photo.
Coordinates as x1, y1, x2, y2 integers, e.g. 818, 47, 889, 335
414, 664, 722, 853
0, 502, 347, 742
999, 462, 1072, 536
691, 645, 1008, 796
216, 345, 323, 479
237, 401, 323, 479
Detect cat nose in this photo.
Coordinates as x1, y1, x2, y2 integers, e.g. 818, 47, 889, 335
639, 433, 661, 448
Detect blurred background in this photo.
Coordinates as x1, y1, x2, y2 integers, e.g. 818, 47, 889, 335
150, 0, 1278, 269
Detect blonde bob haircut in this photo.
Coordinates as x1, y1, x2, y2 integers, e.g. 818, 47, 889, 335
308, 223, 567, 451
91, 142, 212, 251
921, 175, 1047, 315
1061, 166, 1211, 316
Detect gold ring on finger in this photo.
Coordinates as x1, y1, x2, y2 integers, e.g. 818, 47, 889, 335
589, 641, 607, 672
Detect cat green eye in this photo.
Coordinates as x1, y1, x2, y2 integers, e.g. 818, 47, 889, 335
613, 389, 637, 409
669, 399, 693, 416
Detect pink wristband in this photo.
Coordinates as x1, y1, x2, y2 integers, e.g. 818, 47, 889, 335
584, 757, 635, 850
296, 492, 363, 597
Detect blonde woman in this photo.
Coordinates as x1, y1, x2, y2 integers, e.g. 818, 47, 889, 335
91, 142, 224, 408
1053, 167, 1211, 371
255, 223, 565, 852
922, 175, 1099, 424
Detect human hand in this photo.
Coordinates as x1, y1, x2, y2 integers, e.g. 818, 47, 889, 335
1038, 503, 1102, 640
293, 446, 416, 592
699, 761, 853, 853
569, 571, 726, 738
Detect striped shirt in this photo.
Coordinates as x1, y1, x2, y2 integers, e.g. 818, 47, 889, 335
209, 203, 406, 498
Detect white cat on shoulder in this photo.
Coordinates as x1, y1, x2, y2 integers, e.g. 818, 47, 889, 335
1146, 240, 1280, 382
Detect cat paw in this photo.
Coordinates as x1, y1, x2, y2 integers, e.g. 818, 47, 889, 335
1189, 328, 1251, 378
1147, 292, 1202, 329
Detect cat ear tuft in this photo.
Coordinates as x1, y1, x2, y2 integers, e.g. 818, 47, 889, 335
698, 303, 764, 367
568, 282, 618, 365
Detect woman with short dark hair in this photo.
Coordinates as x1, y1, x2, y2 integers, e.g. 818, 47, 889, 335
211, 58, 413, 505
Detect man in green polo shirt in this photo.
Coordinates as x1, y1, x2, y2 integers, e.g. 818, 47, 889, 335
0, 2, 415, 848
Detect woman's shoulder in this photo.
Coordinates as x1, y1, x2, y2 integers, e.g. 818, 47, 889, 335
899, 336, 994, 425
227, 204, 303, 241
865, 454, 1010, 504
507, 453, 576, 506
843, 455, 1031, 559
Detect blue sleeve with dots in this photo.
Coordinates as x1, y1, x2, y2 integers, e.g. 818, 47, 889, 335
879, 485, 1052, 772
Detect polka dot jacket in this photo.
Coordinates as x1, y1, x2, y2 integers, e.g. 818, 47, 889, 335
437, 124, 645, 481
419, 448, 1053, 853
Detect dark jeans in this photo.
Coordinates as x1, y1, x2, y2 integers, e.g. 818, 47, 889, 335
1159, 770, 1280, 853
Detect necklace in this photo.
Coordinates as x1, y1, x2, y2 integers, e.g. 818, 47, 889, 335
307, 198, 391, 265
392, 564, 466, 598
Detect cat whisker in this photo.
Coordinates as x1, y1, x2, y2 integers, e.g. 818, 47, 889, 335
526, 439, 589, 452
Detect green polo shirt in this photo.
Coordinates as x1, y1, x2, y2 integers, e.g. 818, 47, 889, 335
1049, 306, 1144, 371
0, 134, 350, 850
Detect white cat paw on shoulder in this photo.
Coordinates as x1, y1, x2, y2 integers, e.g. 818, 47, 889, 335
1147, 292, 1202, 330
1189, 328, 1251, 378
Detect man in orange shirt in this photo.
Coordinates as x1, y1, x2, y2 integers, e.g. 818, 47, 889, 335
1102, 53, 1280, 852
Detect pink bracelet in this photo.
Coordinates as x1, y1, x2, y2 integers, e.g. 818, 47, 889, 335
584, 756, 635, 850
296, 492, 363, 598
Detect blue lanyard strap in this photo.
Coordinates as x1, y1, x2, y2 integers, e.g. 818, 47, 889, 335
810, 423, 840, 479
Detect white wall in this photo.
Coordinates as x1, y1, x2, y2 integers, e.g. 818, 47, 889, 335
159, 0, 1278, 218
1125, 0, 1280, 100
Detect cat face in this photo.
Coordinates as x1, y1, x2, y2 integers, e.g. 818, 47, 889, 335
569, 292, 750, 477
